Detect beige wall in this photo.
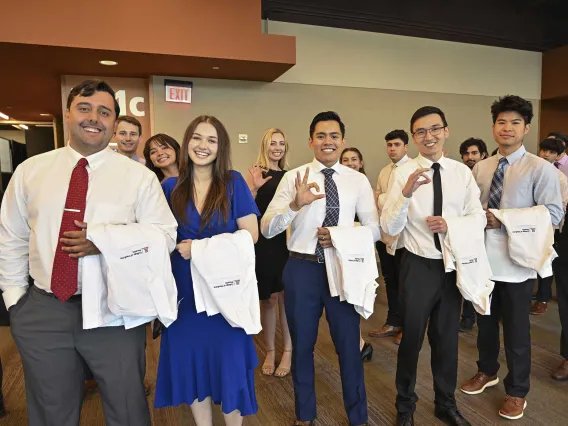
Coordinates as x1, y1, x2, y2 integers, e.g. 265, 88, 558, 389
0, 130, 26, 144
268, 21, 542, 100
150, 76, 539, 187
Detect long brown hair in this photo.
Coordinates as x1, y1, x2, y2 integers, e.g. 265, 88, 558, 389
340, 147, 366, 175
171, 116, 232, 228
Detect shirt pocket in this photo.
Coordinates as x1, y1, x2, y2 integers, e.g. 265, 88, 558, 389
91, 203, 135, 225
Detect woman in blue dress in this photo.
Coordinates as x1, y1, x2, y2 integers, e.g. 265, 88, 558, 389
155, 115, 260, 426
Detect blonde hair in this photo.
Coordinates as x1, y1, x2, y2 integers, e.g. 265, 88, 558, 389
255, 128, 289, 170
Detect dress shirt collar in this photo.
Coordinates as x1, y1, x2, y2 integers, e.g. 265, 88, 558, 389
415, 154, 450, 170
557, 153, 568, 166
310, 158, 343, 174
394, 155, 409, 167
65, 144, 114, 171
496, 145, 526, 166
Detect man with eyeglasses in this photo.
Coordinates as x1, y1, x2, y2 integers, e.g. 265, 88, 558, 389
381, 106, 484, 426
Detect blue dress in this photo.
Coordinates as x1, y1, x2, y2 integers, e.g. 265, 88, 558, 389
155, 171, 260, 415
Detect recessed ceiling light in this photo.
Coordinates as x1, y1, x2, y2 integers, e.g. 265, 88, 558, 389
99, 60, 118, 66
0, 111, 9, 120
212, 66, 220, 70
40, 113, 51, 117
19, 124, 29, 130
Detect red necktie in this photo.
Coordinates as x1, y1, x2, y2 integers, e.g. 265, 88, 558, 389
51, 158, 89, 301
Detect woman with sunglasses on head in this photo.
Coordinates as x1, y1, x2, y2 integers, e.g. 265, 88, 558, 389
340, 147, 373, 362
245, 128, 293, 378
155, 116, 260, 426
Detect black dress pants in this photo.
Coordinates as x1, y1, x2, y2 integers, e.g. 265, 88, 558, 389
476, 279, 534, 397
395, 251, 461, 414
376, 242, 403, 328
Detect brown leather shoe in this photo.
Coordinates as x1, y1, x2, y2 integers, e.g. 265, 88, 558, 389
552, 359, 568, 381
394, 329, 403, 345
530, 301, 548, 315
460, 372, 499, 395
368, 324, 400, 338
499, 395, 527, 420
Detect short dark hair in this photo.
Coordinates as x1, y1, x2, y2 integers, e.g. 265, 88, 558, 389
459, 138, 488, 156
491, 95, 533, 124
309, 111, 345, 138
539, 138, 564, 156
385, 129, 409, 145
116, 115, 142, 136
410, 106, 448, 133
66, 80, 120, 119
548, 132, 568, 147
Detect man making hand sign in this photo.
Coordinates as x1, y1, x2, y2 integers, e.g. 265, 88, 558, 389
381, 106, 485, 426
261, 111, 380, 426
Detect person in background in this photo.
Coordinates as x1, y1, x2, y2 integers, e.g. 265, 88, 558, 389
368, 130, 410, 347
0, 79, 176, 426
144, 134, 181, 182
155, 115, 260, 426
382, 106, 481, 426
461, 96, 563, 421
547, 132, 568, 177
262, 111, 380, 426
532, 137, 568, 315
245, 128, 292, 378
458, 137, 489, 331
114, 115, 145, 164
340, 147, 373, 361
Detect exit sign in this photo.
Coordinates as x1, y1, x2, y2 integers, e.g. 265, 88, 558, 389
165, 79, 192, 104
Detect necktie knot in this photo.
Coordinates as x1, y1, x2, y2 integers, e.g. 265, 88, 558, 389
77, 158, 88, 168
498, 157, 508, 168
322, 168, 335, 177
431, 162, 441, 171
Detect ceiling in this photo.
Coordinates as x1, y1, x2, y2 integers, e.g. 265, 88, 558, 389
0, 43, 294, 123
263, 0, 568, 51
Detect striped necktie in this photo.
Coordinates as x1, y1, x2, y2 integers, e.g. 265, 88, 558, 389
488, 157, 508, 210
315, 168, 340, 262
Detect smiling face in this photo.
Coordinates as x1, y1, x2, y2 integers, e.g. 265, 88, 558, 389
412, 113, 449, 162
187, 122, 219, 167
65, 90, 117, 155
267, 132, 286, 164
115, 121, 141, 156
309, 120, 345, 167
493, 111, 530, 150
341, 150, 363, 171
149, 140, 177, 170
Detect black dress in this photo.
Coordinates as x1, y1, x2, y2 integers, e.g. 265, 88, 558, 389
255, 170, 289, 300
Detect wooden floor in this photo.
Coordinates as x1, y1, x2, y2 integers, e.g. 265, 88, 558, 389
1, 285, 567, 426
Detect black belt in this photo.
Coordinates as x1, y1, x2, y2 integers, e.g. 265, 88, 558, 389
31, 284, 82, 301
290, 251, 324, 264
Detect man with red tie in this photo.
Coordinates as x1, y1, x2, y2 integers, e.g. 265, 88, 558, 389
0, 80, 177, 426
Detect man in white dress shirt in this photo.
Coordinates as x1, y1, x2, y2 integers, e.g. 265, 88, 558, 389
382, 106, 484, 426
261, 111, 380, 426
0, 80, 177, 426
368, 129, 409, 344
461, 96, 563, 421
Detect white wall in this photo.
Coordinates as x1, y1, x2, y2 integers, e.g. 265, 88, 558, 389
268, 21, 542, 99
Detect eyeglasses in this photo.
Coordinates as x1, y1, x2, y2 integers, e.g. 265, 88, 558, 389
412, 126, 446, 140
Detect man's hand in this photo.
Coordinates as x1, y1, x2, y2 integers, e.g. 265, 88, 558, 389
426, 216, 447, 233
60, 221, 100, 259
402, 168, 431, 198
291, 168, 325, 211
176, 239, 192, 260
485, 210, 502, 229
317, 227, 333, 248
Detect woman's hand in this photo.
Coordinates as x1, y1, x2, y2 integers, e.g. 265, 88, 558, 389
176, 239, 192, 260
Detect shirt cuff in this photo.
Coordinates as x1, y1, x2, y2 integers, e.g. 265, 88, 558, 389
2, 286, 28, 310
283, 204, 300, 222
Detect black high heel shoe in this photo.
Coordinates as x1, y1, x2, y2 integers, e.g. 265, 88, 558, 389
360, 342, 373, 362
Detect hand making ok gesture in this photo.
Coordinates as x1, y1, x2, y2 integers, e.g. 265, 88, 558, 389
290, 167, 325, 211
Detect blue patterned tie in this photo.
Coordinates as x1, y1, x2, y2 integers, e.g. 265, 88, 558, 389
488, 157, 508, 210
316, 168, 340, 262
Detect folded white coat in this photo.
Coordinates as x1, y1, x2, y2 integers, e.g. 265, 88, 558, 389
442, 215, 494, 315
489, 205, 557, 278
86, 223, 178, 330
190, 229, 261, 335
324, 226, 379, 319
